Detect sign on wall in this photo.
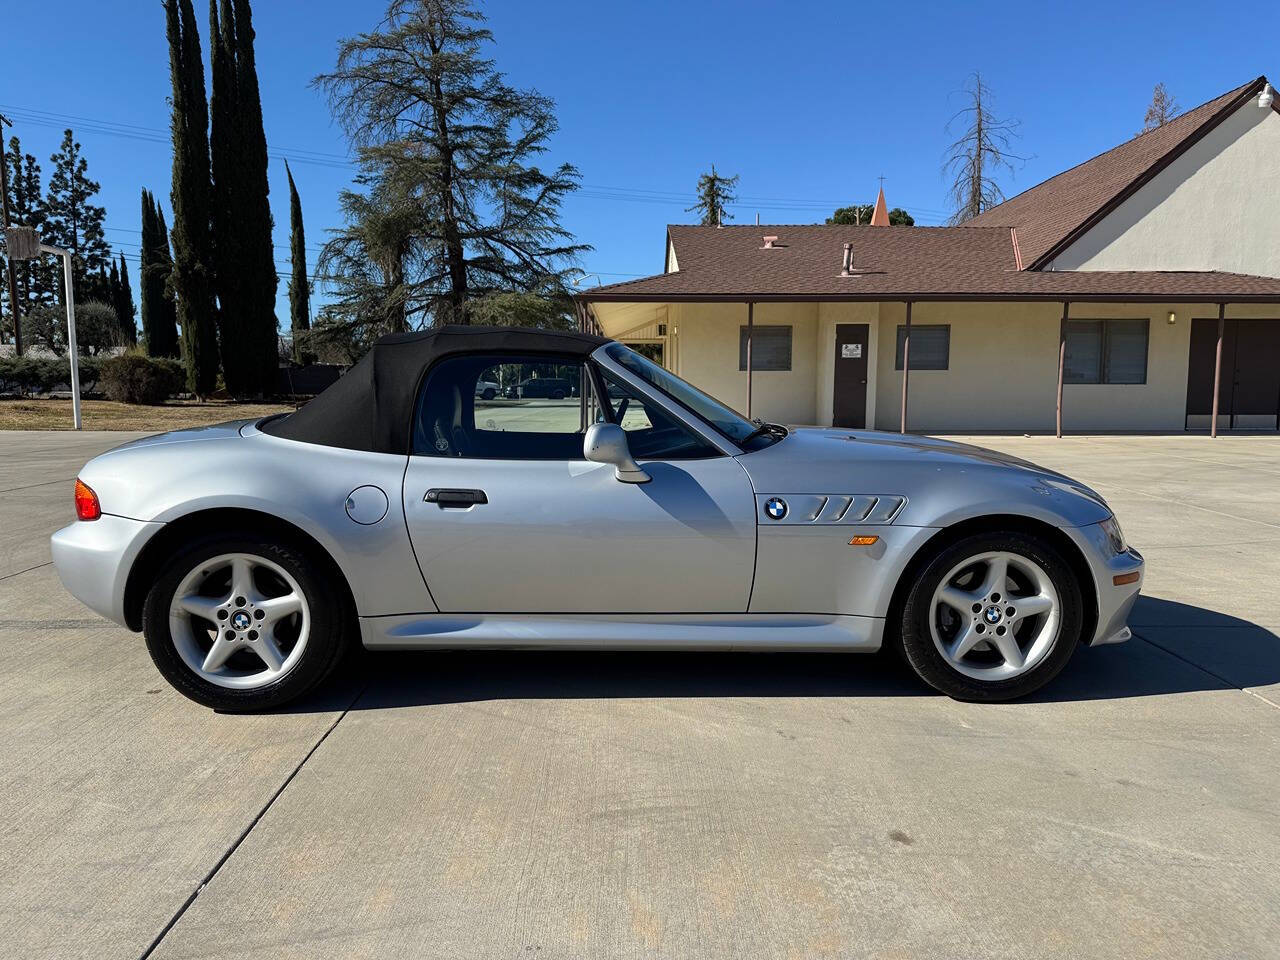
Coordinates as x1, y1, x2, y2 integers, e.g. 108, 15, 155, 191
841, 343, 863, 359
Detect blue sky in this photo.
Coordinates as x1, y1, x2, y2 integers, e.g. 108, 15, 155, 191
0, 0, 1271, 322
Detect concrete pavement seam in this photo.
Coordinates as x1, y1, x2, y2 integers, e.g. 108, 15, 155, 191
0, 561, 51, 583
136, 681, 369, 960
1132, 627, 1280, 712
0, 476, 75, 494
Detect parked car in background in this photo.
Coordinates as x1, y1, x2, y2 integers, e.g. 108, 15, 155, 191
51, 325, 1143, 711
474, 379, 500, 401
505, 376, 571, 400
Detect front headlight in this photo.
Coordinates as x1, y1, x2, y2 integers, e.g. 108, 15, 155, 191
1099, 515, 1127, 555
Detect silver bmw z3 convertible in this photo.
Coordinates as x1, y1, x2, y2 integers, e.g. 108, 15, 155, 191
51, 325, 1144, 710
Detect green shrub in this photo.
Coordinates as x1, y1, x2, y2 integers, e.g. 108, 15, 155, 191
0, 355, 101, 394
99, 353, 184, 404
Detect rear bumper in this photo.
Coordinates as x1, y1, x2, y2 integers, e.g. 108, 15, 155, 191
50, 515, 164, 627
1064, 522, 1144, 647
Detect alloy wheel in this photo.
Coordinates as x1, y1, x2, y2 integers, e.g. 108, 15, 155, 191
928, 550, 1061, 682
168, 552, 311, 690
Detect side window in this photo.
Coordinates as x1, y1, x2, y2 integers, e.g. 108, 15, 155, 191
600, 370, 721, 460
413, 353, 589, 459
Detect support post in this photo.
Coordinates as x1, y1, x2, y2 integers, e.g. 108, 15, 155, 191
746, 301, 754, 419
899, 301, 912, 433
1056, 302, 1069, 438
0, 114, 23, 356
1210, 302, 1225, 439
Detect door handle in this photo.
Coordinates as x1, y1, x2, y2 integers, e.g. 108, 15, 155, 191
425, 488, 488, 508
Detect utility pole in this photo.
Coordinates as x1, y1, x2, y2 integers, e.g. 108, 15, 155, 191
0, 114, 23, 355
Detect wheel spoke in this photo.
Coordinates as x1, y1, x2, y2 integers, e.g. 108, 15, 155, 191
938, 585, 979, 614
202, 635, 239, 672
991, 630, 1025, 669
230, 556, 257, 604
251, 633, 285, 672
947, 622, 983, 660
980, 555, 1009, 597
257, 592, 303, 626
177, 593, 224, 623
1011, 594, 1054, 618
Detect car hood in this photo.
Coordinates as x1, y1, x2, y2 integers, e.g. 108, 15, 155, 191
735, 428, 1111, 528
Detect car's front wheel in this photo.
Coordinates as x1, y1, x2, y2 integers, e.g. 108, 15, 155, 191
142, 534, 351, 711
897, 531, 1084, 701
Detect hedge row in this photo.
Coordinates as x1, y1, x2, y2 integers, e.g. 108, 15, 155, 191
0, 354, 185, 404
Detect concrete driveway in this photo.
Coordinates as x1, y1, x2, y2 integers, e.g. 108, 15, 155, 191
1, 430, 1278, 959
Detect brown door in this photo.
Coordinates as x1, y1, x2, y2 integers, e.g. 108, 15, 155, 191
1185, 318, 1280, 427
833, 323, 869, 428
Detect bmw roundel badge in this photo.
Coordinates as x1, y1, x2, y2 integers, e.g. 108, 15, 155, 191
765, 497, 788, 520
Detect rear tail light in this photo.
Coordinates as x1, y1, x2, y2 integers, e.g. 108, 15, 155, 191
74, 479, 101, 521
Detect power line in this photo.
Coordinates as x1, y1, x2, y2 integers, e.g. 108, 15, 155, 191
0, 102, 952, 220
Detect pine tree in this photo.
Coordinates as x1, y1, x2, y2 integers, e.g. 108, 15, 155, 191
44, 130, 111, 293
116, 253, 137, 344
1141, 83, 1179, 134
315, 0, 586, 331
4, 135, 56, 316
165, 0, 220, 397
944, 72, 1023, 224
285, 160, 310, 362
686, 165, 739, 226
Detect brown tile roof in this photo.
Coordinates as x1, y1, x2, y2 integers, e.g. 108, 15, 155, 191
581, 77, 1280, 305
968, 77, 1270, 266
583, 223, 1280, 302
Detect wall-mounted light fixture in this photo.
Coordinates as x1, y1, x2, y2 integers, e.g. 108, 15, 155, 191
1167, 311, 1177, 325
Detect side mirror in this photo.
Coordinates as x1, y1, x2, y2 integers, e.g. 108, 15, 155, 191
584, 422, 651, 484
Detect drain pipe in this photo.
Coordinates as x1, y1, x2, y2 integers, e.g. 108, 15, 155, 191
1211, 303, 1225, 438
1056, 302, 1069, 438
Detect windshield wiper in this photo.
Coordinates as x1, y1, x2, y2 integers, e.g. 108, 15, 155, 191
739, 420, 787, 445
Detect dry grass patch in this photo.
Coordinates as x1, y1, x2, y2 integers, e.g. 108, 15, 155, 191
0, 397, 295, 431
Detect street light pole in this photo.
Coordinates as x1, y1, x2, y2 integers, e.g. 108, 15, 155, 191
7, 225, 82, 429
44, 245, 81, 429
0, 114, 24, 356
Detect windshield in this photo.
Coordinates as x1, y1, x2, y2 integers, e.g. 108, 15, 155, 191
602, 342, 781, 448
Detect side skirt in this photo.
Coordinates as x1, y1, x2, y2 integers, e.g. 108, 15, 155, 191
359, 612, 884, 652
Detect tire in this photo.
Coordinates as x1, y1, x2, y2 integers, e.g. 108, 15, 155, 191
142, 533, 352, 711
481, 388, 496, 400
550, 389, 566, 400
896, 531, 1084, 702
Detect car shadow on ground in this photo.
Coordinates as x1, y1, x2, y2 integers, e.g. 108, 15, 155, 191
282, 595, 1280, 714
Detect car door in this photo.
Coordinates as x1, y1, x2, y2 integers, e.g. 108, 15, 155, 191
402, 351, 757, 614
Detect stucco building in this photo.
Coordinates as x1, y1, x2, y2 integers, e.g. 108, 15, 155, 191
576, 76, 1280, 434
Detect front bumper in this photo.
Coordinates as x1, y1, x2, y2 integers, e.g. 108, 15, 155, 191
1064, 521, 1144, 647
50, 515, 164, 627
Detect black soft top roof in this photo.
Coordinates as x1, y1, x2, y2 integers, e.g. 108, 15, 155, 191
261, 324, 610, 454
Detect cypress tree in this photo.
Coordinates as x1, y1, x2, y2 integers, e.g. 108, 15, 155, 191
107, 258, 122, 344
117, 253, 137, 345
209, 0, 243, 390
165, 0, 220, 397
285, 160, 310, 363
233, 0, 279, 391
156, 207, 181, 356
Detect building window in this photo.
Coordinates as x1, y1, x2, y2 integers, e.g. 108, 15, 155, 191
739, 325, 792, 371
895, 324, 950, 370
1064, 319, 1149, 384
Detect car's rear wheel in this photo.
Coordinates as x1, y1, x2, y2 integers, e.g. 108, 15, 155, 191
142, 534, 351, 711
481, 388, 496, 400
897, 531, 1084, 701
551, 388, 566, 400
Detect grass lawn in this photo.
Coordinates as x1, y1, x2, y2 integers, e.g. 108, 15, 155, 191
0, 397, 295, 431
